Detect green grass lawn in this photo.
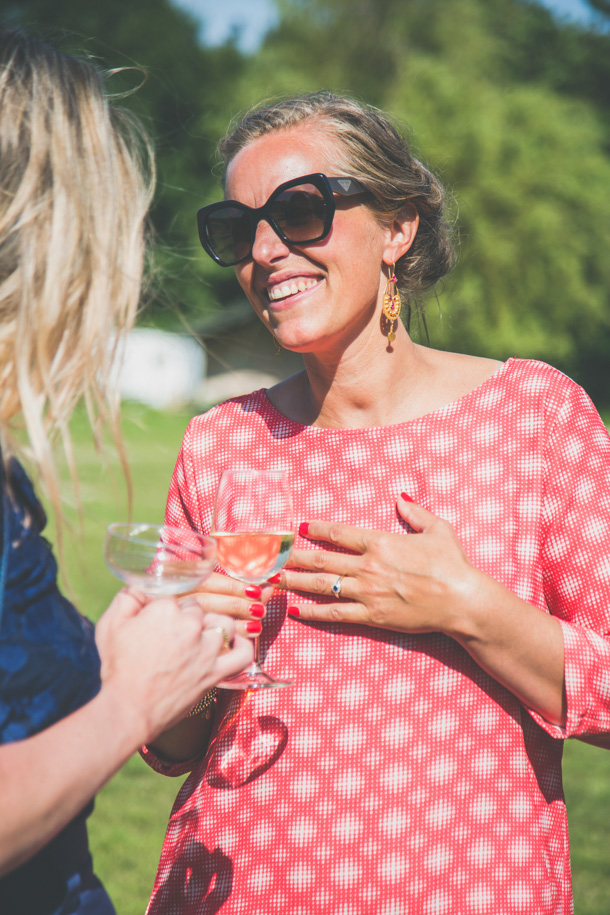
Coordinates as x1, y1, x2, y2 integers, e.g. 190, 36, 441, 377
45, 402, 610, 914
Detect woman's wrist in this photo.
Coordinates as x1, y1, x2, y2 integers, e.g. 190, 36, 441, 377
438, 563, 498, 643
94, 681, 154, 755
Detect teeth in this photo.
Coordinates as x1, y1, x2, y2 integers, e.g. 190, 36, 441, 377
268, 277, 318, 301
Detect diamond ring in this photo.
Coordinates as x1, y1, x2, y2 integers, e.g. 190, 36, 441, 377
331, 575, 344, 598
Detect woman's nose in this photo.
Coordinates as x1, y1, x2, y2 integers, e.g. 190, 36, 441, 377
251, 218, 290, 265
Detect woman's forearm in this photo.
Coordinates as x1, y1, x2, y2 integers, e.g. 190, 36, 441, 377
445, 569, 566, 727
0, 684, 147, 877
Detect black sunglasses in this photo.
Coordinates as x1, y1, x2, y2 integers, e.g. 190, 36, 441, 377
196, 173, 366, 267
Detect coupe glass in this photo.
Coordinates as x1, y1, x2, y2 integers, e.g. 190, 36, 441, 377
212, 469, 294, 690
104, 523, 217, 596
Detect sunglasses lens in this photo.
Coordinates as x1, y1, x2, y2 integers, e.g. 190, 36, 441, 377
200, 178, 333, 266
204, 206, 253, 266
271, 183, 328, 242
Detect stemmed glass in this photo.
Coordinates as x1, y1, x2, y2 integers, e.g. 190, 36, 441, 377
212, 469, 294, 690
104, 523, 217, 596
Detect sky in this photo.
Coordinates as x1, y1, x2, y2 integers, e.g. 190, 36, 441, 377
173, 0, 597, 52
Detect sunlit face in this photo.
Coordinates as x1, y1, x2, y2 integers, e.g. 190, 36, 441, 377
225, 126, 393, 356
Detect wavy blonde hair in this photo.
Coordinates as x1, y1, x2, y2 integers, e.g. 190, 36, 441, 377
0, 26, 154, 529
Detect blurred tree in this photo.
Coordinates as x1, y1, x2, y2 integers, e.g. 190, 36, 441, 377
586, 0, 610, 15
3, 0, 248, 322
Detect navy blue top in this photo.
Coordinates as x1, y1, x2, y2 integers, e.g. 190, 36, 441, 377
0, 459, 113, 914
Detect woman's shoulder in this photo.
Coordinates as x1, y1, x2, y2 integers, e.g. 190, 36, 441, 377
499, 357, 591, 404
186, 388, 270, 430
425, 351, 597, 427
436, 351, 585, 401
179, 388, 286, 457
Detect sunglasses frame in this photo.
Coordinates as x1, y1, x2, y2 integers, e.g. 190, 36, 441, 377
197, 173, 366, 267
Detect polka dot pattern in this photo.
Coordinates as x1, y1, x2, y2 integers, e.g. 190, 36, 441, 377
144, 359, 610, 915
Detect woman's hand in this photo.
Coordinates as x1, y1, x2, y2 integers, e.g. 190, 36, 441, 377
0, 591, 255, 877
95, 590, 253, 745
181, 571, 275, 639
276, 494, 479, 635
277, 494, 566, 727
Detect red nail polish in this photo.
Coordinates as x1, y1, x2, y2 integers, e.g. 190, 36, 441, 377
267, 573, 282, 584
287, 606, 300, 617
249, 602, 265, 619
245, 585, 262, 599
298, 522, 310, 537
401, 492, 414, 503
246, 620, 262, 634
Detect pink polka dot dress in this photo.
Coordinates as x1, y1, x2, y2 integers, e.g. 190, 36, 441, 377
143, 359, 610, 915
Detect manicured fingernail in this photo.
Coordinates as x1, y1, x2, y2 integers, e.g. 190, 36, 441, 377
249, 602, 265, 618
246, 620, 262, 634
299, 522, 310, 537
401, 492, 414, 502
287, 606, 300, 617
267, 573, 282, 584
245, 585, 262, 599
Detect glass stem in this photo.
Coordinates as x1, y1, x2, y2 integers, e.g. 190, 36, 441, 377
253, 635, 262, 668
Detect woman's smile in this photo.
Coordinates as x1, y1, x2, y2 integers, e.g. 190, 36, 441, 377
266, 275, 320, 303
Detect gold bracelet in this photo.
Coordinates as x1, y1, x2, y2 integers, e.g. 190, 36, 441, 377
184, 687, 218, 719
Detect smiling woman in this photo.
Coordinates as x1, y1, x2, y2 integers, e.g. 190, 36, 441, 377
141, 91, 610, 915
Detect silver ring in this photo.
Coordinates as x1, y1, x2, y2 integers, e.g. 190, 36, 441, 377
210, 626, 232, 653
331, 575, 344, 598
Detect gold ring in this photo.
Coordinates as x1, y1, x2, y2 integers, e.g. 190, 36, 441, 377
210, 625, 232, 653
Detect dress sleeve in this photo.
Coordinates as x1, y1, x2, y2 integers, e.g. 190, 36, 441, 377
164, 420, 201, 531
139, 420, 212, 776
529, 381, 610, 742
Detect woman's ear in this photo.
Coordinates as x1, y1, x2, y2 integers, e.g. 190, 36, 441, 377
384, 203, 419, 265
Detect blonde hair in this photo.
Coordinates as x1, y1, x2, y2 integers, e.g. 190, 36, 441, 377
0, 26, 154, 527
219, 91, 456, 307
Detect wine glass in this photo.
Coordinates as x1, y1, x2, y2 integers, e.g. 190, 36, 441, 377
212, 469, 294, 690
104, 523, 217, 596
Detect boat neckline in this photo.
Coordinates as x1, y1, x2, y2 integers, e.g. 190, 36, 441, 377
256, 357, 516, 434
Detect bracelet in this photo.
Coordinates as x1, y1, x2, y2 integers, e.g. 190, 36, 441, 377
184, 687, 218, 719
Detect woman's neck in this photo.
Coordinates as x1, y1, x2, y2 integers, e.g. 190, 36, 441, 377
269, 324, 432, 429
266, 324, 504, 430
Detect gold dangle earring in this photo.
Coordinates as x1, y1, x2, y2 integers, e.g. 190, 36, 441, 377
381, 263, 401, 345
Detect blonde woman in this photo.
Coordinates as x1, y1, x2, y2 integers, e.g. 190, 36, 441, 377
0, 26, 252, 914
